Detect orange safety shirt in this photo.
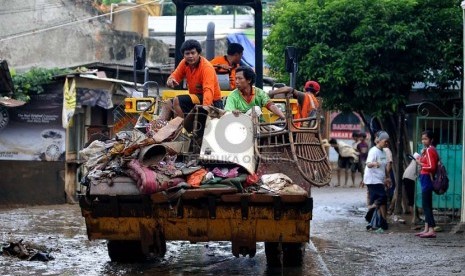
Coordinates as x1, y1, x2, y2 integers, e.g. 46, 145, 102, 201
210, 55, 239, 89
295, 91, 320, 127
169, 56, 222, 105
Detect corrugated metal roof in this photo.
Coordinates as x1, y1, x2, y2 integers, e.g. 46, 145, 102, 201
76, 62, 173, 74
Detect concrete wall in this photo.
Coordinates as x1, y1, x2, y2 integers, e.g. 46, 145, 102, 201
0, 0, 169, 71
0, 161, 65, 205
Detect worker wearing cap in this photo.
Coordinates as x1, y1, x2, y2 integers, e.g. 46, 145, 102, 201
269, 80, 321, 127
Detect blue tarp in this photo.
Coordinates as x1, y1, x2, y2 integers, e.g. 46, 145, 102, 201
227, 33, 255, 68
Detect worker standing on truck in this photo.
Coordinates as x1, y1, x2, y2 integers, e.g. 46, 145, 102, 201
224, 66, 285, 119
269, 80, 320, 126
162, 39, 223, 120
210, 43, 244, 90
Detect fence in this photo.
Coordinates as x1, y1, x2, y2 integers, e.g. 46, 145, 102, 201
414, 102, 462, 219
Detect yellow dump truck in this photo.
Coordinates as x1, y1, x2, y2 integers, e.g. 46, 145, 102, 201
79, 99, 331, 266
78, 0, 331, 267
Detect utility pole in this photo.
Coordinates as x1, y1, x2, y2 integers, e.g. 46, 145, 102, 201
460, 1, 465, 224
233, 7, 236, 29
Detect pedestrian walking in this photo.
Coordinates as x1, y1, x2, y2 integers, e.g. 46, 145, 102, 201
329, 138, 358, 187
350, 131, 361, 187
363, 131, 391, 230
357, 132, 369, 187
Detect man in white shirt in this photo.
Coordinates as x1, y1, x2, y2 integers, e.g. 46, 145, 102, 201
364, 131, 391, 222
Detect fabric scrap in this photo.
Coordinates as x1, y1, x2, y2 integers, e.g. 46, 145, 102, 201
212, 167, 240, 178
186, 168, 208, 187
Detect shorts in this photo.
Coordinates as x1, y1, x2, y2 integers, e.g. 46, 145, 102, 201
359, 160, 366, 174
403, 178, 415, 207
351, 160, 365, 173
337, 157, 352, 170
367, 184, 387, 206
177, 94, 224, 116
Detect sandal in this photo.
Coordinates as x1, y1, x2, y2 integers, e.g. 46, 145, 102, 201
419, 233, 436, 238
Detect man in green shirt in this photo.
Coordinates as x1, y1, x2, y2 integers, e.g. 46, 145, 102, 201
224, 66, 285, 119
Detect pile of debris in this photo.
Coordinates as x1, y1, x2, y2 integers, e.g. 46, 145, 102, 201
1, 239, 54, 262
79, 111, 307, 197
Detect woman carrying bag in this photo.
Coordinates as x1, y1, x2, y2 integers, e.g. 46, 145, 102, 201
415, 130, 439, 238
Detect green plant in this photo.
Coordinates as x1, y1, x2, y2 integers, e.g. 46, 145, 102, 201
11, 67, 70, 102
265, 0, 461, 115
102, 0, 123, 6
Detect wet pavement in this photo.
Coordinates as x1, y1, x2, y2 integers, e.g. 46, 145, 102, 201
1, 185, 465, 276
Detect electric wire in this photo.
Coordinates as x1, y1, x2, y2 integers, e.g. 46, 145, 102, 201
0, 0, 161, 43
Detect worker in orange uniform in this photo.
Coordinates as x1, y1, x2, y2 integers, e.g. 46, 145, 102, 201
162, 39, 223, 120
269, 80, 321, 127
210, 43, 244, 90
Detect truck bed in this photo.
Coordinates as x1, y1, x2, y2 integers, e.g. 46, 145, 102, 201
79, 187, 312, 243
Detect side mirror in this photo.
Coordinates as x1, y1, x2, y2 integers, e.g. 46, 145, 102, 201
285, 46, 298, 73
134, 44, 146, 71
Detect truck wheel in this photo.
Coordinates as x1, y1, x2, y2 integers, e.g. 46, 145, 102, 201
107, 240, 146, 262
265, 242, 304, 267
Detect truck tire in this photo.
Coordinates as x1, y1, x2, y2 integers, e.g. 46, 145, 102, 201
265, 242, 304, 267
107, 240, 146, 262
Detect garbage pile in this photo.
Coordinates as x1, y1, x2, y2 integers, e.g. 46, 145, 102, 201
1, 239, 54, 262
80, 115, 307, 196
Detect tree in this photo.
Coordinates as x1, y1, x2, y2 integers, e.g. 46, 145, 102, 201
162, 2, 176, 16
102, 0, 122, 5
220, 5, 251, 15
265, 0, 462, 213
265, 0, 461, 116
186, 5, 216, 15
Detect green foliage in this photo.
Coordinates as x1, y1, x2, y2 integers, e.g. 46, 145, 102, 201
162, 2, 176, 16
265, 0, 462, 117
186, 5, 216, 15
219, 6, 250, 15
11, 67, 70, 102
102, 0, 122, 5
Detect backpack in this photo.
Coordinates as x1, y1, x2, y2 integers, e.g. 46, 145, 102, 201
432, 161, 449, 195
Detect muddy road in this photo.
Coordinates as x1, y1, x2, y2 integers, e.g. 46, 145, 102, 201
1, 187, 464, 276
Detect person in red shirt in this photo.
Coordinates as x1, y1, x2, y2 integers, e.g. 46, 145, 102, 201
210, 43, 244, 90
162, 39, 223, 120
415, 130, 439, 238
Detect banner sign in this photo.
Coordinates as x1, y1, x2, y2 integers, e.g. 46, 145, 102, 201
0, 91, 65, 161
330, 111, 363, 139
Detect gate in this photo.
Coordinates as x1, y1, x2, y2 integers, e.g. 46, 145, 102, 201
414, 102, 462, 218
